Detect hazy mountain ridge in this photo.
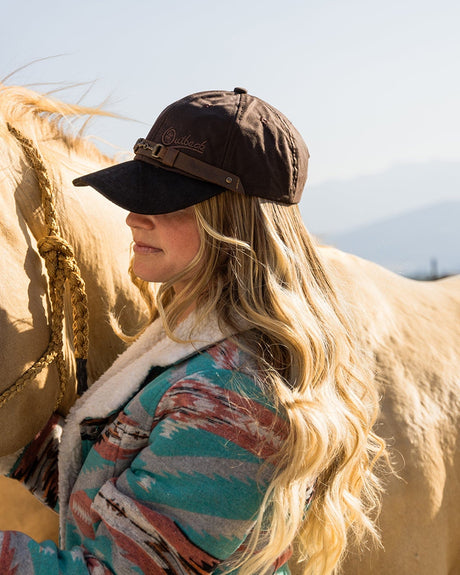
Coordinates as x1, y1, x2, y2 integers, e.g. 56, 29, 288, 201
299, 161, 460, 276
321, 201, 460, 276
301, 160, 460, 235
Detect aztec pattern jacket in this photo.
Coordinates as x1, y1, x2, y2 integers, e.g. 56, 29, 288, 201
0, 313, 293, 574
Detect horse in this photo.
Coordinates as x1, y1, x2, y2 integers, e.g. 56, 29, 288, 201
0, 84, 146, 535
322, 250, 460, 574
1, 85, 459, 574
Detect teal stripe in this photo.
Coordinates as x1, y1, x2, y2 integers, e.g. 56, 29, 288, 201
149, 426, 262, 461
126, 466, 265, 519
138, 376, 173, 415
137, 353, 276, 418
80, 447, 114, 471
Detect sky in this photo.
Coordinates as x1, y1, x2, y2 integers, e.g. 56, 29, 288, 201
2, 0, 459, 189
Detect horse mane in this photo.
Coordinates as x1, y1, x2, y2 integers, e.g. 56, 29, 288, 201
0, 83, 117, 165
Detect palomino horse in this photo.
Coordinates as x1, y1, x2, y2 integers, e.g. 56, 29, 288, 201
325, 251, 460, 574
1, 85, 459, 574
0, 84, 145, 534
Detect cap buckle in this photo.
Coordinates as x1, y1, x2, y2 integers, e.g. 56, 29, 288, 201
134, 138, 164, 159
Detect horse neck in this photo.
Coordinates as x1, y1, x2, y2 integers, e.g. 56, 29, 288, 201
8, 136, 146, 385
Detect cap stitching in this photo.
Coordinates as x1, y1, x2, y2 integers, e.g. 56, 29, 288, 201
222, 91, 245, 172
265, 103, 298, 198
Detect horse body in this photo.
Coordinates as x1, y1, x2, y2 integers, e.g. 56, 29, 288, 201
323, 249, 460, 574
1, 86, 459, 574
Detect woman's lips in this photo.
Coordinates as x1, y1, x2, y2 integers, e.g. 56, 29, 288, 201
133, 242, 162, 254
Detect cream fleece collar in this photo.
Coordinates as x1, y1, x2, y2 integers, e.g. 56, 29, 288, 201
58, 311, 228, 541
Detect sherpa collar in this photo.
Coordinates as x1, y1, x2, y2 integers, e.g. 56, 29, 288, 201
58, 311, 228, 540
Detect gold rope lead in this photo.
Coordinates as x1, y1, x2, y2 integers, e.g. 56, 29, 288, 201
0, 123, 89, 410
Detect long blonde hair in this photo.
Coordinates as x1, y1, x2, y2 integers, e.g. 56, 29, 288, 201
129, 190, 386, 575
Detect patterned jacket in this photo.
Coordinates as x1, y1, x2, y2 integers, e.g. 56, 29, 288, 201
0, 313, 293, 574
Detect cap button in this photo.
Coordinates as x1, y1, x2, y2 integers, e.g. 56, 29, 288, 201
234, 87, 247, 94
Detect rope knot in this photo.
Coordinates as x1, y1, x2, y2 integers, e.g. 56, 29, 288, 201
38, 235, 75, 260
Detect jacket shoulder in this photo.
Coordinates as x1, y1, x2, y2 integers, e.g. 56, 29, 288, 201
129, 336, 269, 421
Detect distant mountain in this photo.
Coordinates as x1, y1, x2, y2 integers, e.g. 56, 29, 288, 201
320, 201, 460, 277
301, 160, 460, 235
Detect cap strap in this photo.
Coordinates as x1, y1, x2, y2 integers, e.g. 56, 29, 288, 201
133, 138, 244, 194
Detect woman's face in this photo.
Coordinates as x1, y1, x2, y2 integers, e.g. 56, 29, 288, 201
126, 207, 201, 292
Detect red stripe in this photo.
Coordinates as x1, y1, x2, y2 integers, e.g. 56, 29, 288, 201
157, 379, 287, 459
93, 435, 143, 463
104, 522, 167, 574
0, 532, 19, 575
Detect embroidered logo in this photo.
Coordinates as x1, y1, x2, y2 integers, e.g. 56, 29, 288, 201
161, 127, 207, 154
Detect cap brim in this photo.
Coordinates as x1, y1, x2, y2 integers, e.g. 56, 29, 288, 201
72, 159, 225, 215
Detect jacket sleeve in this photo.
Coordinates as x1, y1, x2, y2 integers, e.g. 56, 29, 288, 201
80, 372, 287, 574
0, 370, 288, 574
0, 532, 98, 574
4, 414, 63, 510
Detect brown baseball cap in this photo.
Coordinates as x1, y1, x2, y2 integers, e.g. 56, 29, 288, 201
73, 87, 309, 214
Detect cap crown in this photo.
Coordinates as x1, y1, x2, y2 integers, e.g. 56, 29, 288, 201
138, 88, 309, 204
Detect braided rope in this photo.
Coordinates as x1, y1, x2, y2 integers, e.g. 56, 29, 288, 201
0, 124, 89, 410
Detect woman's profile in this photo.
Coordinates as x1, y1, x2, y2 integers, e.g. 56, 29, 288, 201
0, 87, 385, 574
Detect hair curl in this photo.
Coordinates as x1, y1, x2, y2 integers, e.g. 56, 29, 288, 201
127, 191, 387, 575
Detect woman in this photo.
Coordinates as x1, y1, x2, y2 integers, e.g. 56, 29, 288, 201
0, 88, 385, 574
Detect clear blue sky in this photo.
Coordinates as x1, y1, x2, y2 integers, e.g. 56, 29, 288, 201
2, 0, 459, 186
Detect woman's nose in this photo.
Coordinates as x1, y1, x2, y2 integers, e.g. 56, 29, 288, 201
126, 212, 154, 228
